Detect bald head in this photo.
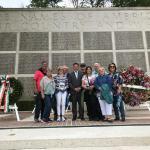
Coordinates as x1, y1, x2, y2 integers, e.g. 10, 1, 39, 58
93, 63, 100, 71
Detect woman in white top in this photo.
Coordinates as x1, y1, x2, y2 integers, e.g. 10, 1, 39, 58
82, 66, 102, 121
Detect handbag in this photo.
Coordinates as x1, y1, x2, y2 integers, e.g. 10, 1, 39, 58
86, 75, 92, 95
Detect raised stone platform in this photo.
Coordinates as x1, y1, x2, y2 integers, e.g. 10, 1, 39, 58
0, 108, 150, 129
1, 108, 150, 149
1, 126, 150, 150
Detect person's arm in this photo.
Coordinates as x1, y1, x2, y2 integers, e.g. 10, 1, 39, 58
33, 71, 38, 94
82, 77, 87, 89
33, 80, 37, 93
52, 79, 56, 90
94, 77, 100, 90
117, 73, 123, 94
65, 77, 69, 90
53, 76, 58, 90
68, 73, 74, 91
51, 79, 56, 95
40, 78, 45, 99
89, 85, 94, 90
89, 76, 95, 90
107, 75, 113, 90
75, 72, 83, 91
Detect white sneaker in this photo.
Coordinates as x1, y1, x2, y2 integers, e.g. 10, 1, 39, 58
61, 116, 66, 122
57, 117, 61, 122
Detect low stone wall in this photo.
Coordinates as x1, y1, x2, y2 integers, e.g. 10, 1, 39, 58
0, 8, 150, 108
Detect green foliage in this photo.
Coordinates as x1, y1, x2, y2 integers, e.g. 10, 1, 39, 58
9, 77, 24, 104
30, 0, 62, 8
111, 0, 150, 7
79, 0, 109, 8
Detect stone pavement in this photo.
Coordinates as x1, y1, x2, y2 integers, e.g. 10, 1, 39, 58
8, 147, 150, 150
0, 106, 150, 128
1, 126, 150, 149
0, 107, 150, 149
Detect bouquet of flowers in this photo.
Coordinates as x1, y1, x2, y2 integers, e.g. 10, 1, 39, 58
121, 66, 150, 106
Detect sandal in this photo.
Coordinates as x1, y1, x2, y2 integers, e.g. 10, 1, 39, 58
107, 118, 113, 122
102, 118, 108, 121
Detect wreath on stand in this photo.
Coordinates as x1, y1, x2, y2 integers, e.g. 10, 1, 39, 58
0, 76, 23, 109
9, 77, 24, 105
121, 66, 150, 106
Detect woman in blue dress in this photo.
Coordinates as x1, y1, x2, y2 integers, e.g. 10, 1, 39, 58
94, 67, 113, 122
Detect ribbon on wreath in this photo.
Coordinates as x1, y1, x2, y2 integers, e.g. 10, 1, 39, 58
123, 84, 150, 90
0, 75, 11, 113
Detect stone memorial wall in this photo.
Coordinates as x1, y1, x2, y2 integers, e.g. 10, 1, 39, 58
0, 8, 150, 103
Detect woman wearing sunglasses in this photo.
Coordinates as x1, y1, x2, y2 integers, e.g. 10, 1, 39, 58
108, 63, 125, 122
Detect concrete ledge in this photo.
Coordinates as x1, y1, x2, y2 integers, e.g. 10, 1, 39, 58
1, 126, 150, 149
0, 137, 150, 149
1, 7, 150, 11
1, 126, 150, 141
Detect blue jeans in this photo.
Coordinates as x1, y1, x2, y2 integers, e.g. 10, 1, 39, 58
42, 94, 52, 121
113, 94, 125, 120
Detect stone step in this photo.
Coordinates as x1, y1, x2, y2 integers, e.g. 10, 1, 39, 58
1, 137, 150, 149
20, 146, 150, 150
1, 126, 150, 149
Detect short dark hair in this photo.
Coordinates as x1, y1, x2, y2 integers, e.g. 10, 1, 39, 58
73, 63, 79, 66
80, 63, 86, 68
41, 61, 47, 65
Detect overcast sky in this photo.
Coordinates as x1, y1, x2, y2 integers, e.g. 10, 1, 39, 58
0, 0, 111, 8
0, 0, 74, 8
0, 0, 31, 8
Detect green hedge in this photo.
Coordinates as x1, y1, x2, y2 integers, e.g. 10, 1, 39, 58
9, 77, 24, 104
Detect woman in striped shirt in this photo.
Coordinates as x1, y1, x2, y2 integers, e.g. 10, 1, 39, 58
54, 66, 68, 122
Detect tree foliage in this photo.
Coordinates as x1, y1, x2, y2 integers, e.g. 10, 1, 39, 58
111, 0, 150, 7
30, 0, 62, 8
72, 0, 150, 8
80, 0, 107, 7
29, 0, 150, 8
71, 0, 110, 8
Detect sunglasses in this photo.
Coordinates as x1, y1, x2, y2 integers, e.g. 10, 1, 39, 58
110, 65, 115, 68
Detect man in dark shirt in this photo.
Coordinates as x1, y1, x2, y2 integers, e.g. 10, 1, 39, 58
80, 63, 86, 75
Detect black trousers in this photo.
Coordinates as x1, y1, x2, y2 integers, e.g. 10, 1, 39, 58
72, 91, 84, 119
34, 93, 44, 120
51, 94, 57, 120
85, 90, 103, 120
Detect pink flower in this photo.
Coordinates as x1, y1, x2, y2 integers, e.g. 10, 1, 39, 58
144, 82, 150, 88
128, 65, 134, 72
122, 65, 150, 106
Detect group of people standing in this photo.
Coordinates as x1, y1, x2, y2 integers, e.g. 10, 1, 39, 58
33, 61, 125, 123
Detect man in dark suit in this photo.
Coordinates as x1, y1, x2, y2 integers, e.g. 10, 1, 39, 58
69, 63, 84, 121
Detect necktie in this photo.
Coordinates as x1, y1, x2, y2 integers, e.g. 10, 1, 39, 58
75, 71, 78, 79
